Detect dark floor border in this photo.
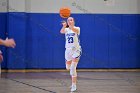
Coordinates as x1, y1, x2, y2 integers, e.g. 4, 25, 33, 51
1, 69, 140, 73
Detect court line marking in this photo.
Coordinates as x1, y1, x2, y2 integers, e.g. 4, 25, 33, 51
6, 78, 57, 93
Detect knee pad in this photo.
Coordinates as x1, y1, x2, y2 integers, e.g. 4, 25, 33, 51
70, 62, 77, 77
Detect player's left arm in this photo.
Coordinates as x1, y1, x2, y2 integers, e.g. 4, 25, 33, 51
0, 38, 16, 48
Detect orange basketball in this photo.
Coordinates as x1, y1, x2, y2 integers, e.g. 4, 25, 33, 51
59, 7, 71, 18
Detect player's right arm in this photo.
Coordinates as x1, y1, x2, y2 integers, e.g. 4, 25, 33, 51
60, 21, 67, 34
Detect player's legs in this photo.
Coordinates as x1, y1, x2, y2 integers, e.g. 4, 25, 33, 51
71, 58, 79, 82
66, 61, 72, 70
70, 58, 79, 92
65, 48, 82, 91
70, 49, 82, 92
70, 49, 82, 79
65, 48, 73, 70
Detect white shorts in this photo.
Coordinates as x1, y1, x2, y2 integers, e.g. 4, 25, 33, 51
65, 47, 82, 61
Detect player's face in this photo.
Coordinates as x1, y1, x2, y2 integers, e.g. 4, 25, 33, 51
67, 17, 74, 26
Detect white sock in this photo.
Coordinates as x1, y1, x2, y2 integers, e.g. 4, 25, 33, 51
72, 83, 76, 86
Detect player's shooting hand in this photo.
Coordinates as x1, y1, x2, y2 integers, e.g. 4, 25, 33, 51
62, 21, 67, 28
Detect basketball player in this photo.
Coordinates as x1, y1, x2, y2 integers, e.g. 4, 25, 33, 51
0, 38, 16, 73
60, 17, 82, 92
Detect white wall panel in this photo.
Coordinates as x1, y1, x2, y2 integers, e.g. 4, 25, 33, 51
1, 0, 140, 14
0, 0, 7, 12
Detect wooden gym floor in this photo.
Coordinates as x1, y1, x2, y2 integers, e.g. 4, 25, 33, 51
0, 70, 140, 93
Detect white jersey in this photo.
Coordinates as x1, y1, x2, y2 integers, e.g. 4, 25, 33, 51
65, 26, 81, 49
